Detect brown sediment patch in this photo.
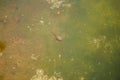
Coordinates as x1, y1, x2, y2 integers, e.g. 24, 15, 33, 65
3, 50, 37, 80
3, 36, 45, 80
9, 36, 26, 46
0, 34, 44, 80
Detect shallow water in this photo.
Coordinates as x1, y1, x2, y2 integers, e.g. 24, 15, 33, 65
0, 0, 120, 80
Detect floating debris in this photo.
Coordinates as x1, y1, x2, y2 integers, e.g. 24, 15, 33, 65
31, 54, 38, 60
54, 71, 62, 78
50, 0, 64, 9
88, 38, 101, 49
31, 69, 63, 80
46, 0, 71, 9
26, 25, 32, 31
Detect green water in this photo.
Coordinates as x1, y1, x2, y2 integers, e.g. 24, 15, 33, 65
0, 0, 120, 80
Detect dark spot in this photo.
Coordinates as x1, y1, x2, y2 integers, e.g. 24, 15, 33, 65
0, 41, 6, 52
0, 75, 4, 80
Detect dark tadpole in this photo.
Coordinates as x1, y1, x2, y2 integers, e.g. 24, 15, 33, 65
0, 41, 6, 52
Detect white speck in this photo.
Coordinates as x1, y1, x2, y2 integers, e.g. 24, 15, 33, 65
63, 61, 66, 63
93, 38, 98, 44
32, 67, 35, 70
109, 72, 112, 75
40, 20, 44, 24
71, 58, 74, 61
83, 24, 86, 26
58, 78, 63, 80
98, 62, 101, 65
48, 58, 52, 62
21, 14, 24, 17
31, 24, 35, 26
12, 67, 16, 69
54, 71, 61, 77
62, 3, 71, 7
43, 75, 48, 80
58, 54, 62, 58
27, 25, 30, 28
31, 68, 64, 80
50, 0, 64, 9
36, 69, 44, 75
49, 76, 57, 80
53, 59, 56, 62
48, 22, 51, 25
26, 25, 32, 31
88, 12, 90, 14
9, 56, 13, 59
103, 36, 106, 39
80, 77, 85, 80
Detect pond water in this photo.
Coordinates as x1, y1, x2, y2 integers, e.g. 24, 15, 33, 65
0, 0, 120, 80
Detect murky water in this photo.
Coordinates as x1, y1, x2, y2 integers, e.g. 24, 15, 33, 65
0, 0, 120, 80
